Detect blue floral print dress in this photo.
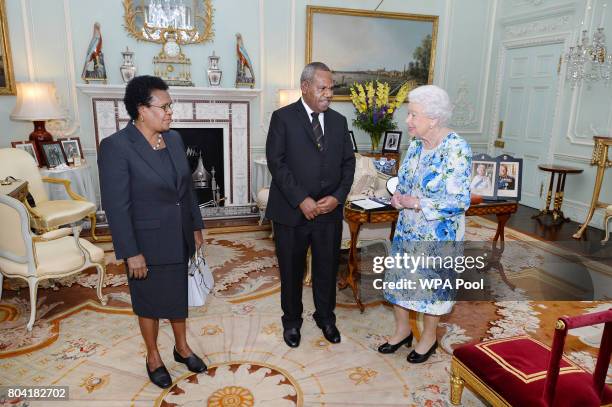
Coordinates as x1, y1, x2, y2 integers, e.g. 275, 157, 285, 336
383, 132, 472, 315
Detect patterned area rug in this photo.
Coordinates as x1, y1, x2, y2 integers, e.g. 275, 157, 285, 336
0, 223, 610, 405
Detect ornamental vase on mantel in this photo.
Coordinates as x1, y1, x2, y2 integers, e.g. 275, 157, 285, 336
369, 131, 383, 152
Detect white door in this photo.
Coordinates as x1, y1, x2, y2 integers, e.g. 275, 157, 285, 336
498, 42, 563, 208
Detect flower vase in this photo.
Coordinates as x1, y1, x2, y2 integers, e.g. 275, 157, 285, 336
369, 131, 383, 152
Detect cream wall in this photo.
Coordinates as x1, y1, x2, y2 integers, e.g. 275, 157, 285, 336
0, 0, 610, 228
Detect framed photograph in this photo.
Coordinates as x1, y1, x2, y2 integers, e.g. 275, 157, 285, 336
382, 131, 402, 153
470, 154, 498, 200
496, 155, 522, 201
0, 0, 15, 95
40, 141, 68, 168
11, 141, 39, 166
58, 137, 84, 163
349, 130, 358, 153
306, 6, 438, 100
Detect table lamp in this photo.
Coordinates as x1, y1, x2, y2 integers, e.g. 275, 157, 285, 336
278, 89, 302, 108
10, 82, 64, 164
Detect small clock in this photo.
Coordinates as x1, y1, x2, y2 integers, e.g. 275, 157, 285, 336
163, 38, 181, 58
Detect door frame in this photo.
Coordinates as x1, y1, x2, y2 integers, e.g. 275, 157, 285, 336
488, 33, 570, 163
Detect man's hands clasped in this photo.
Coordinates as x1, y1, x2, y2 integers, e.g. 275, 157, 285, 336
299, 196, 339, 220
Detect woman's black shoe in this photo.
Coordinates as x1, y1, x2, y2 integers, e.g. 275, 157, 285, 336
174, 347, 207, 373
146, 361, 172, 389
407, 341, 438, 363
378, 333, 413, 354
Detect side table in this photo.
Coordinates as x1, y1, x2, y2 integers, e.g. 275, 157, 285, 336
0, 179, 28, 201
533, 164, 583, 223
342, 201, 518, 312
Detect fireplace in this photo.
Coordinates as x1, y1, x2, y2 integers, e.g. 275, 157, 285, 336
78, 84, 261, 219
176, 127, 225, 207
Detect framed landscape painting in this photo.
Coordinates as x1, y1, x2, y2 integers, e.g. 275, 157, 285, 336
0, 0, 15, 95
306, 6, 437, 101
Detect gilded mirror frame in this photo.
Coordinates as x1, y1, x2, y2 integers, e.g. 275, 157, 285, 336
123, 0, 214, 45
0, 0, 15, 95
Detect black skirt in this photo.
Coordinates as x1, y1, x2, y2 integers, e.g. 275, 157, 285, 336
126, 262, 189, 319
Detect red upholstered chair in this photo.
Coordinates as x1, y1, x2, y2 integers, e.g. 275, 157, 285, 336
450, 309, 612, 406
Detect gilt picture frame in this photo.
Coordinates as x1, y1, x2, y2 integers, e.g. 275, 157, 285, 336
306, 6, 437, 101
0, 0, 15, 95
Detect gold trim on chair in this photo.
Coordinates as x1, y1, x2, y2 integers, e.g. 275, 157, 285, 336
451, 356, 512, 406
475, 336, 584, 384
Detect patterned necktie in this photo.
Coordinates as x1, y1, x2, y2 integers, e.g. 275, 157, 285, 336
311, 112, 324, 151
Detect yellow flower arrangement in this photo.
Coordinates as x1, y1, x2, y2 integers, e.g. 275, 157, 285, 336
349, 80, 414, 150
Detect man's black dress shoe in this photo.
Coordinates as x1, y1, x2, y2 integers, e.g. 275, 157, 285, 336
377, 333, 413, 354
321, 324, 341, 344
283, 327, 301, 348
146, 361, 172, 389
173, 347, 207, 373
407, 341, 438, 364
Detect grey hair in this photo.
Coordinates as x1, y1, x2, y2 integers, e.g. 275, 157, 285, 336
408, 85, 453, 126
300, 62, 331, 84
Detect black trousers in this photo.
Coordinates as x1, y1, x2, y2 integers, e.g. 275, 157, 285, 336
273, 220, 342, 330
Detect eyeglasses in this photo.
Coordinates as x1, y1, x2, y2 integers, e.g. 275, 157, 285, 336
148, 103, 173, 113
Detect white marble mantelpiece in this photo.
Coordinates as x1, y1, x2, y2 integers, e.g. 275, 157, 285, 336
77, 84, 262, 101
78, 84, 261, 206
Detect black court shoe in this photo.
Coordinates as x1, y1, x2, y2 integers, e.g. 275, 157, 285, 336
173, 347, 207, 373
377, 333, 413, 354
407, 341, 438, 364
146, 361, 172, 389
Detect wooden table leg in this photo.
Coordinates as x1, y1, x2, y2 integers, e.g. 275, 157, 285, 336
574, 165, 607, 239
338, 220, 364, 312
533, 172, 555, 219
493, 213, 510, 252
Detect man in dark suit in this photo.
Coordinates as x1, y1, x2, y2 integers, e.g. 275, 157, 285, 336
266, 62, 356, 348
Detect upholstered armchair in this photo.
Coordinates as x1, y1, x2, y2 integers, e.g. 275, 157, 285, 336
0, 148, 98, 239
0, 195, 107, 331
451, 308, 612, 406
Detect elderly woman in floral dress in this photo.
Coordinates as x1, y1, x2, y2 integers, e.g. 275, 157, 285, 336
377, 85, 472, 364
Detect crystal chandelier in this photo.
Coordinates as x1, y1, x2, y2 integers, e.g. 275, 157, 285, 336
566, 4, 612, 87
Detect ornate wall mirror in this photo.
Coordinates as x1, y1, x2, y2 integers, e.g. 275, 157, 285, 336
123, 0, 214, 44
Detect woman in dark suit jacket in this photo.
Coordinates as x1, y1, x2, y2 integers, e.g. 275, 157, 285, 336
98, 76, 206, 388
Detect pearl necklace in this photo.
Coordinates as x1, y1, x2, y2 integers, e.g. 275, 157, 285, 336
152, 134, 163, 150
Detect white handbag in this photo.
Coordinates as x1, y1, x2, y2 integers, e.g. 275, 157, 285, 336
187, 248, 214, 307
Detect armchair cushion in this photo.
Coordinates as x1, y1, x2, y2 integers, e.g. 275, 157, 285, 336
453, 336, 612, 406
33, 200, 96, 229
0, 236, 103, 277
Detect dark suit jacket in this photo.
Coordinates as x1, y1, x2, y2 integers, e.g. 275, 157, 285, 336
98, 122, 204, 265
265, 100, 356, 226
